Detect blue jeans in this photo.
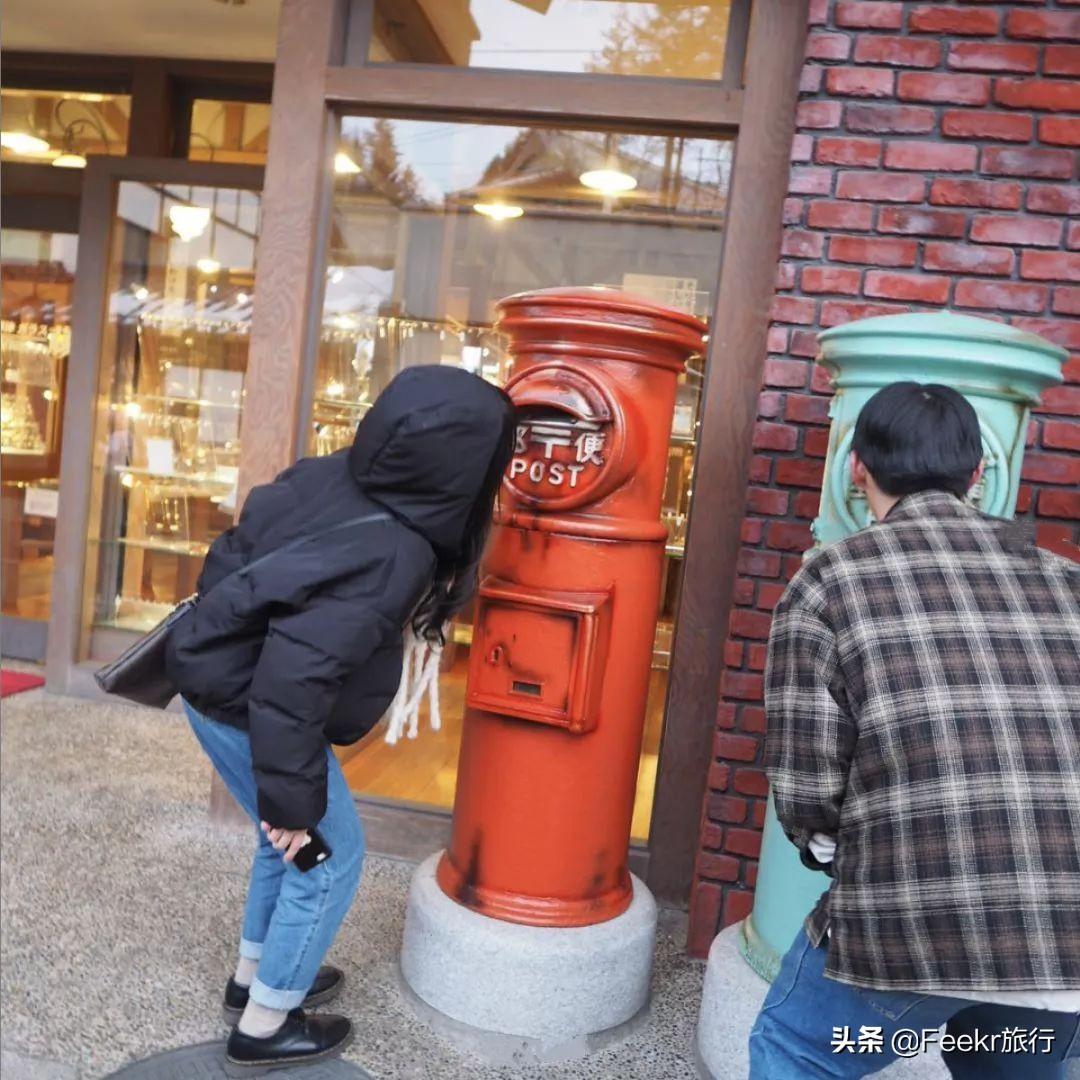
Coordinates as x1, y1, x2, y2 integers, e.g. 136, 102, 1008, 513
749, 929, 1080, 1079
185, 702, 365, 1011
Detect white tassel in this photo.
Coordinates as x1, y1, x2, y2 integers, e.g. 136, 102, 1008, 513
384, 626, 445, 745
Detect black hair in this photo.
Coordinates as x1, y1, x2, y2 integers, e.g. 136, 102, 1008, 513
412, 387, 518, 644
852, 382, 983, 499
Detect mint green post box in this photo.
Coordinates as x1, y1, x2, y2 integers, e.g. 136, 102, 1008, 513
740, 312, 1068, 981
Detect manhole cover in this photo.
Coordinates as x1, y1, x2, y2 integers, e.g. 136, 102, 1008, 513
106, 1042, 372, 1079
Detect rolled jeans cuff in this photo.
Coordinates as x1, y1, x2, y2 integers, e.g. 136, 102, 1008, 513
238, 937, 263, 961
248, 975, 308, 1011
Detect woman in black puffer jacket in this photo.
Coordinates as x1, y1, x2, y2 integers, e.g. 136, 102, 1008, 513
167, 366, 515, 1072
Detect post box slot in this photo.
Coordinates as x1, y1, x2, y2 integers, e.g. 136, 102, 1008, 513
466, 577, 612, 734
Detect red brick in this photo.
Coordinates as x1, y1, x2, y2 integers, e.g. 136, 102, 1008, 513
909, 7, 999, 36
1043, 420, 1080, 451
1022, 251, 1080, 283
808, 0, 828, 25
746, 487, 789, 516
750, 802, 768, 830
821, 300, 909, 326
930, 178, 1021, 210
790, 330, 820, 357
776, 458, 826, 489
800, 64, 824, 94
830, 235, 918, 267
941, 110, 1033, 143
756, 583, 787, 612
697, 851, 741, 882
741, 519, 763, 545
1045, 45, 1080, 77
804, 427, 831, 457
955, 279, 1049, 314
1039, 490, 1080, 520
1022, 453, 1080, 486
714, 733, 759, 764
1006, 11, 1080, 42
865, 271, 951, 304
731, 608, 774, 641
1035, 525, 1080, 565
782, 198, 804, 225
788, 166, 834, 196
758, 390, 784, 417
790, 133, 813, 164
835, 1, 902, 29
1027, 185, 1080, 216
793, 491, 821, 519
878, 207, 967, 238
1016, 318, 1080, 353
994, 79, 1080, 113
764, 356, 810, 387
885, 141, 977, 173
724, 828, 763, 859
749, 455, 772, 483
855, 35, 940, 68
708, 795, 749, 824
709, 761, 731, 790
982, 147, 1075, 181
724, 638, 744, 667
898, 72, 990, 106
972, 216, 1063, 248
736, 548, 781, 578
732, 579, 754, 606
1054, 288, 1080, 317
766, 326, 788, 353
700, 819, 725, 848
1069, 222, 1080, 251
722, 888, 755, 928
806, 31, 851, 61
740, 706, 767, 734
766, 521, 814, 552
745, 862, 759, 889
1040, 117, 1080, 148
826, 67, 895, 98
836, 171, 925, 203
844, 103, 935, 134
687, 881, 723, 957
733, 768, 770, 798
812, 364, 834, 394
1037, 385, 1080, 418
781, 230, 823, 259
770, 296, 816, 325
925, 242, 1014, 276
785, 395, 832, 425
753, 421, 799, 451
948, 42, 1039, 73
796, 100, 843, 130
802, 266, 862, 295
807, 200, 875, 231
815, 137, 882, 168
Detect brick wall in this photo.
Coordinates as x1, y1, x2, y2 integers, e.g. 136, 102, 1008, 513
687, 0, 1080, 957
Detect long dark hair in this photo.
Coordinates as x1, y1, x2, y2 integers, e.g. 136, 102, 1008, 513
412, 389, 517, 644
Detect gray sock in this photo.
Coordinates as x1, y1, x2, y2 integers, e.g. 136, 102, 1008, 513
237, 999, 289, 1038
233, 955, 258, 988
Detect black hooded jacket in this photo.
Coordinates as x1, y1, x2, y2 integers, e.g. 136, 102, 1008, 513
166, 366, 512, 829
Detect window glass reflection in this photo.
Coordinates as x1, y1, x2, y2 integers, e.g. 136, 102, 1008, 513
1, 88, 130, 166
188, 99, 271, 165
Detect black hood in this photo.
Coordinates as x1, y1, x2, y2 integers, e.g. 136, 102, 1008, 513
348, 365, 513, 555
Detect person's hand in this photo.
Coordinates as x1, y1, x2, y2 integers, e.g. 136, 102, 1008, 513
261, 821, 311, 863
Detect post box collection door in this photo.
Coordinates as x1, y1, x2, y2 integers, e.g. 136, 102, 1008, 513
436, 287, 706, 928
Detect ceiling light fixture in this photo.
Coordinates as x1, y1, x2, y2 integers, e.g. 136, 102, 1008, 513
580, 167, 637, 195
473, 202, 524, 221
1, 131, 50, 155
334, 151, 361, 175
168, 205, 211, 242
52, 151, 87, 169
197, 257, 222, 275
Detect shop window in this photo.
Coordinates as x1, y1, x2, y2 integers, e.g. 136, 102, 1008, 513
314, 116, 731, 837
187, 99, 271, 166
0, 89, 130, 166
370, 0, 733, 81
83, 182, 259, 638
1, 230, 77, 621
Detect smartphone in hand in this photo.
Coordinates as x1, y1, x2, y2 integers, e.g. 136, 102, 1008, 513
292, 829, 332, 873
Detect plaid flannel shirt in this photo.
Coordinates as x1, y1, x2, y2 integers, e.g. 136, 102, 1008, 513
765, 490, 1080, 992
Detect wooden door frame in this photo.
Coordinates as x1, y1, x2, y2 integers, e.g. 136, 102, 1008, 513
235, 0, 806, 901
44, 156, 264, 693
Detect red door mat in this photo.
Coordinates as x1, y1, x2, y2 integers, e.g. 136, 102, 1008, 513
1, 671, 45, 698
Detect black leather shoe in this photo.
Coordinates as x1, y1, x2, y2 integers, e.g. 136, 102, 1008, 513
224, 1009, 352, 1075
222, 965, 345, 1024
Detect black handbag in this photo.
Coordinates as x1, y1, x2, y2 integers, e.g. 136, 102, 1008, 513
93, 510, 391, 709
93, 595, 198, 708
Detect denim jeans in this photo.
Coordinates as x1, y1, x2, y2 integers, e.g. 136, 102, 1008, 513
185, 702, 365, 1011
749, 929, 1080, 1079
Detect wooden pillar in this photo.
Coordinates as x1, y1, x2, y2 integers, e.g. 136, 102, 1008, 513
646, 0, 809, 905
211, 0, 349, 827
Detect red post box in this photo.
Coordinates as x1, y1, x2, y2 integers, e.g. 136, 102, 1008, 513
436, 287, 706, 928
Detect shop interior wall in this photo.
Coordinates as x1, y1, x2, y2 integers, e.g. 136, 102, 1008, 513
687, 0, 1080, 957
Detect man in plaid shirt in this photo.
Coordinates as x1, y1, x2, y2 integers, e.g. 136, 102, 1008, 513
749, 383, 1080, 1078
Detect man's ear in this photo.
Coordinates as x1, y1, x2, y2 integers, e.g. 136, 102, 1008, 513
850, 451, 870, 492
969, 458, 985, 491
